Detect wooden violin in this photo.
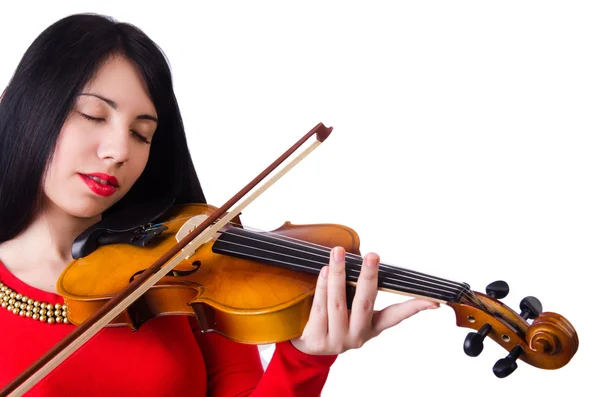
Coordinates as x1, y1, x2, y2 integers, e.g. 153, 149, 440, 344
62, 202, 579, 375
0, 123, 579, 396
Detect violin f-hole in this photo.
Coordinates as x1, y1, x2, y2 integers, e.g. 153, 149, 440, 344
128, 260, 202, 282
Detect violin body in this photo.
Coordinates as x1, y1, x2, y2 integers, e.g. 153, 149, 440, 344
58, 203, 361, 344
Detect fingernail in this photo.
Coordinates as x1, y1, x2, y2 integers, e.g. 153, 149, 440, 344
365, 253, 379, 268
321, 266, 329, 279
333, 247, 345, 263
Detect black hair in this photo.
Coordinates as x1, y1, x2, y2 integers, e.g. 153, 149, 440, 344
0, 13, 206, 243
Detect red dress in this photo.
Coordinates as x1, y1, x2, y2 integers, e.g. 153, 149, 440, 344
0, 261, 336, 396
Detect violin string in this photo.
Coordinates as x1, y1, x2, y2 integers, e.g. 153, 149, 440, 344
213, 237, 483, 309
150, 218, 481, 307
229, 223, 467, 289
242, 231, 463, 291
212, 229, 483, 308
213, 244, 453, 302
222, 222, 464, 285
263, 232, 483, 308
220, 223, 482, 307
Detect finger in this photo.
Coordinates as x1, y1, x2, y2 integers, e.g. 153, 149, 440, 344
327, 246, 349, 342
372, 298, 439, 335
303, 265, 329, 336
348, 252, 379, 337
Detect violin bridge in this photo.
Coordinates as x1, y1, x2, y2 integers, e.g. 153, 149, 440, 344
175, 214, 219, 259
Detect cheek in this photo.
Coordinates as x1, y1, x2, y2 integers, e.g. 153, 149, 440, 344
129, 146, 151, 181
44, 124, 96, 188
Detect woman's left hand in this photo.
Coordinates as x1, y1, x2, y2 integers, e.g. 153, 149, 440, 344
291, 246, 439, 355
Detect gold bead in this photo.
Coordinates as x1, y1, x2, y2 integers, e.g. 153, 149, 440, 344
0, 284, 67, 325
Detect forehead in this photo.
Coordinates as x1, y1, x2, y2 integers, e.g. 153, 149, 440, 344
82, 56, 156, 114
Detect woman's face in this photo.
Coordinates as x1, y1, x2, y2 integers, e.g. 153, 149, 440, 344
43, 56, 158, 219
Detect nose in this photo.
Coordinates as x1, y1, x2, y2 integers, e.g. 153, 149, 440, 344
96, 124, 131, 166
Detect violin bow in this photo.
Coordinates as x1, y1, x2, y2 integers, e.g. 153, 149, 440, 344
0, 122, 333, 397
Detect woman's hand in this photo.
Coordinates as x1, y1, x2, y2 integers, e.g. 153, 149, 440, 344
291, 246, 439, 355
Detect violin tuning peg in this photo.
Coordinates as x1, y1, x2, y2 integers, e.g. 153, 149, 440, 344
463, 323, 492, 357
485, 280, 509, 299
519, 296, 542, 320
493, 345, 523, 378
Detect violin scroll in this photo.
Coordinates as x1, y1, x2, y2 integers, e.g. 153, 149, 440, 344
448, 282, 578, 377
526, 311, 579, 365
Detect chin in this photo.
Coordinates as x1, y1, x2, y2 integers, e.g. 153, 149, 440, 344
65, 205, 106, 220
44, 196, 115, 220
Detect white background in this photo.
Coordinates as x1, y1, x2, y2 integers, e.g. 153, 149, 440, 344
1, 1, 597, 396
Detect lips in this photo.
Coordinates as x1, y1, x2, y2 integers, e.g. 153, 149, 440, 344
79, 173, 119, 197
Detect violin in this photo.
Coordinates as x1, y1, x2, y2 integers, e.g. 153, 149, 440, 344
64, 202, 579, 369
0, 123, 579, 396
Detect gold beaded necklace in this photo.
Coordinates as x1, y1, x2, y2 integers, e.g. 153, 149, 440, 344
0, 281, 70, 324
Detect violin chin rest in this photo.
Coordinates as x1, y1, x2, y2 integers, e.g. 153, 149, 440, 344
71, 195, 175, 259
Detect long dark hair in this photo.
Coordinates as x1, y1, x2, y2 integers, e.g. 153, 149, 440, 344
0, 13, 206, 243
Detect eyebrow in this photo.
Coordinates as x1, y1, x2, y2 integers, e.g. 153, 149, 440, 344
79, 93, 158, 123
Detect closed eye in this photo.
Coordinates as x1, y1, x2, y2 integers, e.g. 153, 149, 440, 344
132, 130, 151, 144
80, 112, 104, 122
79, 112, 151, 144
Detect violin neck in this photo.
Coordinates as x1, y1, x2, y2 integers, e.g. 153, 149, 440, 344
212, 228, 471, 304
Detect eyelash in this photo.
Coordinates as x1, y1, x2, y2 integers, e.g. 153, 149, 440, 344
80, 113, 151, 144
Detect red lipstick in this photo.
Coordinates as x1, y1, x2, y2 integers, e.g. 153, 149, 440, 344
79, 173, 119, 197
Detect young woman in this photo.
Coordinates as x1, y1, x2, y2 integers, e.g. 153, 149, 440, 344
0, 13, 439, 396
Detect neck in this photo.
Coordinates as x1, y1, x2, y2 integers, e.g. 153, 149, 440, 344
0, 202, 100, 292
212, 227, 471, 303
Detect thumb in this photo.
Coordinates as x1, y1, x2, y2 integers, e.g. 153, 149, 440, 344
372, 298, 439, 334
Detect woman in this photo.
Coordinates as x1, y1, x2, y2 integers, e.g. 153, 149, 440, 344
0, 13, 438, 396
